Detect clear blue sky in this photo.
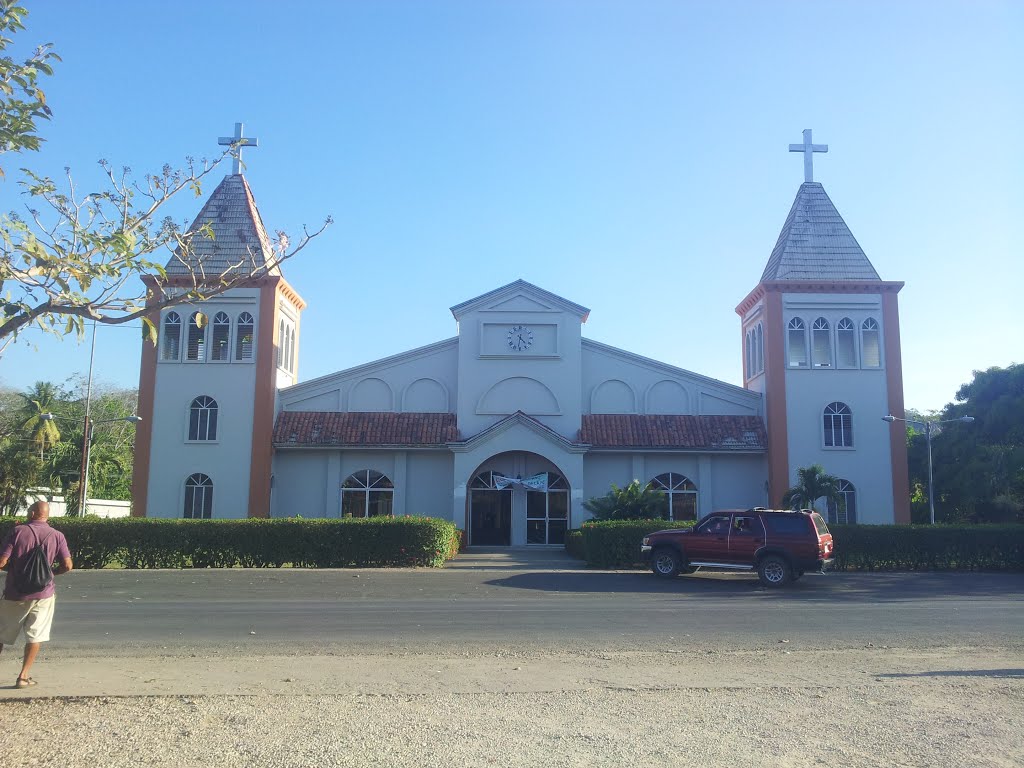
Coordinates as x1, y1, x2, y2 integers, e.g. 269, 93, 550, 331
1, 0, 1021, 412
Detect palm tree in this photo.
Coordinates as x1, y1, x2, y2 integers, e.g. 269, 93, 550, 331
583, 480, 669, 520
782, 464, 845, 514
20, 381, 61, 460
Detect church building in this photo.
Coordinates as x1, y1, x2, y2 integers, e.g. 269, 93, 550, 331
130, 128, 910, 542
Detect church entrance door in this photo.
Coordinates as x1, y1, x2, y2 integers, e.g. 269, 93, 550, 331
469, 472, 512, 546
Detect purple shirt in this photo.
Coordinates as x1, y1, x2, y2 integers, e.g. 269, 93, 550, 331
0, 521, 71, 601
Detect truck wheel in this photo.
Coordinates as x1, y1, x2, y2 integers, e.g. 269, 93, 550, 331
758, 555, 791, 587
651, 547, 682, 578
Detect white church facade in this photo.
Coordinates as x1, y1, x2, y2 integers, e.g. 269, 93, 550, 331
131, 130, 910, 540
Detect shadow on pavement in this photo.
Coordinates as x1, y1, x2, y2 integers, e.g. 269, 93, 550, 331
878, 669, 1024, 679
483, 570, 1024, 601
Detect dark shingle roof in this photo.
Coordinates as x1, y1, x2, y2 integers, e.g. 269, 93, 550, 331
274, 412, 459, 447
164, 174, 278, 278
580, 415, 766, 451
760, 182, 881, 282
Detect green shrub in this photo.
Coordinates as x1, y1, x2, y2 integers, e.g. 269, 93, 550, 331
0, 516, 460, 569
565, 529, 585, 560
829, 524, 1024, 571
579, 519, 695, 568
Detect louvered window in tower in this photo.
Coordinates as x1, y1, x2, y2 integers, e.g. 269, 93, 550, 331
186, 312, 206, 362
811, 318, 831, 367
836, 318, 857, 368
755, 323, 764, 374
862, 318, 881, 368
235, 312, 255, 361
161, 312, 182, 361
823, 402, 853, 447
745, 331, 753, 378
211, 312, 231, 361
787, 318, 807, 367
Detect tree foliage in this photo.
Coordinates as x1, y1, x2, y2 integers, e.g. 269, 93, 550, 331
583, 480, 669, 521
0, 378, 138, 514
0, 4, 330, 354
781, 464, 844, 514
908, 364, 1024, 523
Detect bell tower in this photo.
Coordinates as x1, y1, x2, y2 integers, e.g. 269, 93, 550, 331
736, 130, 909, 524
131, 124, 305, 519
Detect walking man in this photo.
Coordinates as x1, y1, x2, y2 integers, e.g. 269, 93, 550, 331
0, 500, 73, 688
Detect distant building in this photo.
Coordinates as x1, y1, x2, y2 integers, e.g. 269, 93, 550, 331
131, 130, 909, 540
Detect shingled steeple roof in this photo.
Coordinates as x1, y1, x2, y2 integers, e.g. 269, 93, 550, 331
164, 174, 278, 278
760, 182, 881, 282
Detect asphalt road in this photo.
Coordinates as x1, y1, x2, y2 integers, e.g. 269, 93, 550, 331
9, 561, 1022, 656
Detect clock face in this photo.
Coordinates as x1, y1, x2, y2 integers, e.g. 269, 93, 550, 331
507, 325, 534, 351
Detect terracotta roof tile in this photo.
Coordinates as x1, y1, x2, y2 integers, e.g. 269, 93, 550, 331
580, 415, 766, 451
274, 411, 459, 447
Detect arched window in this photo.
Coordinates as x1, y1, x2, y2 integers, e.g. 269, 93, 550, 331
823, 402, 853, 447
526, 472, 569, 545
827, 479, 857, 525
235, 312, 255, 361
161, 312, 182, 361
811, 317, 831, 367
186, 312, 206, 362
184, 473, 213, 519
862, 318, 881, 368
188, 396, 218, 441
755, 323, 764, 374
648, 472, 698, 521
745, 331, 753, 378
787, 318, 807, 367
836, 317, 857, 368
210, 312, 231, 362
277, 318, 296, 373
341, 470, 394, 518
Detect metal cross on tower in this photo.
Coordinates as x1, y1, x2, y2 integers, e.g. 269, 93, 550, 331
218, 122, 259, 175
789, 128, 828, 182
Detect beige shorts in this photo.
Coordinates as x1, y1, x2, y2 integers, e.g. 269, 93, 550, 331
0, 596, 56, 644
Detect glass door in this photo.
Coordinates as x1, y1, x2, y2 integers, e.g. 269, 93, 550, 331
526, 473, 569, 545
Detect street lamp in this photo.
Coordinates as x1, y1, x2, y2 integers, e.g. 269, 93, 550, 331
42, 413, 142, 516
882, 413, 974, 524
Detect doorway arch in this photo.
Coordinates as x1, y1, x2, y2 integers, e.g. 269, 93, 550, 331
467, 451, 571, 546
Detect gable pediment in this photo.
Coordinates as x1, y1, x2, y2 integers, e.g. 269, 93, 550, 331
450, 280, 590, 322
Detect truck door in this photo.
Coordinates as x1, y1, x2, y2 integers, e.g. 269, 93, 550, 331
727, 514, 764, 564
688, 514, 732, 562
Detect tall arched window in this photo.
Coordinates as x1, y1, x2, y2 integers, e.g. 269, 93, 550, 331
755, 323, 764, 374
862, 318, 881, 368
827, 479, 857, 525
787, 318, 807, 367
235, 312, 255, 361
186, 312, 206, 362
648, 472, 698, 521
184, 473, 213, 519
823, 402, 853, 447
811, 317, 832, 367
210, 312, 231, 361
836, 317, 857, 368
526, 472, 569, 545
161, 312, 182, 361
277, 318, 296, 373
341, 470, 394, 518
745, 331, 753, 378
188, 396, 218, 441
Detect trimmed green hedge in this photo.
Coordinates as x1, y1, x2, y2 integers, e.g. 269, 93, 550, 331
0, 516, 461, 569
576, 520, 696, 568
567, 519, 1024, 571
829, 524, 1024, 571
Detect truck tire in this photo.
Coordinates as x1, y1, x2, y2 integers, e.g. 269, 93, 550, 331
757, 555, 791, 587
651, 547, 682, 578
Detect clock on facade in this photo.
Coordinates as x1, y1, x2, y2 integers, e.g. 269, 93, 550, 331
507, 325, 534, 351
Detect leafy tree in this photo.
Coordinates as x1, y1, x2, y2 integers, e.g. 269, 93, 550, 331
781, 464, 844, 514
0, 4, 330, 354
0, 438, 39, 515
910, 364, 1024, 523
583, 480, 669, 521
0, 2, 58, 176
19, 379, 60, 457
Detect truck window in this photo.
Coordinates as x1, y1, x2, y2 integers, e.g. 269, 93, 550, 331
763, 515, 809, 535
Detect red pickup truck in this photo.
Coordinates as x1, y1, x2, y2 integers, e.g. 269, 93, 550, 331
640, 508, 834, 587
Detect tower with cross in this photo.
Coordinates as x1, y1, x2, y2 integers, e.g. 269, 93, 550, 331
132, 123, 306, 520
733, 130, 910, 525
